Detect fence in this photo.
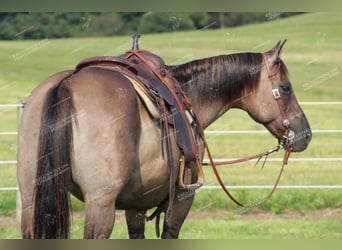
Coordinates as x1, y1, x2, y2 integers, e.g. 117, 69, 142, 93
0, 102, 341, 218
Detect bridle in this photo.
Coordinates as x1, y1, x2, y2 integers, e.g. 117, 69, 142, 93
262, 53, 295, 153
203, 53, 294, 208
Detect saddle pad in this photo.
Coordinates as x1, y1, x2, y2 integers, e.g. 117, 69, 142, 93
121, 73, 160, 119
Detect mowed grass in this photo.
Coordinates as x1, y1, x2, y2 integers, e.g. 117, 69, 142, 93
0, 13, 342, 238
1, 209, 342, 239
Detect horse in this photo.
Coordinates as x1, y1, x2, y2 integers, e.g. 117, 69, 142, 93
17, 40, 311, 239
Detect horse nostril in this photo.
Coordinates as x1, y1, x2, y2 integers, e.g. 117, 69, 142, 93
305, 129, 312, 142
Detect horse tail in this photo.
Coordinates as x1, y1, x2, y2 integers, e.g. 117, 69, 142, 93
33, 74, 75, 238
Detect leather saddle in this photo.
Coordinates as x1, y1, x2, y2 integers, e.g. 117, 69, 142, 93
76, 34, 205, 192
77, 41, 175, 107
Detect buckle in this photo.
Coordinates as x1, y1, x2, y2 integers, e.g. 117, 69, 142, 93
282, 119, 290, 127
272, 88, 281, 100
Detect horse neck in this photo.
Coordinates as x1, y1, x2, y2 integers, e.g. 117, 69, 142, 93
170, 53, 262, 128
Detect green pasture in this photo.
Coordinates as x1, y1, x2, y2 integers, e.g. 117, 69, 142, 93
1, 209, 342, 239
0, 12, 341, 238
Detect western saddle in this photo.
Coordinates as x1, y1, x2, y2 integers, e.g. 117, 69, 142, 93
76, 34, 205, 221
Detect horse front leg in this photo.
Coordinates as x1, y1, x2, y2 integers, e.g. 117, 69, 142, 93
161, 188, 195, 239
125, 209, 147, 239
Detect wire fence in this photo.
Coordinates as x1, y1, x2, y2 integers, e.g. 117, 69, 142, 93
0, 101, 341, 220
0, 101, 341, 192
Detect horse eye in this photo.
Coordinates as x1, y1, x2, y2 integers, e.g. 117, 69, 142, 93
280, 85, 291, 92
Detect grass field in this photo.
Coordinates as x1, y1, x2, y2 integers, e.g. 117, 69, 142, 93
1, 209, 342, 239
0, 12, 341, 238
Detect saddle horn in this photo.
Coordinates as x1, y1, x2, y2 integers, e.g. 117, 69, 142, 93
132, 34, 141, 50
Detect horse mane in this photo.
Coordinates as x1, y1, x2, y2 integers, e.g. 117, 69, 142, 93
167, 52, 266, 104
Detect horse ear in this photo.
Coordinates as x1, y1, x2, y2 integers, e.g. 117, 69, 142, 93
266, 39, 287, 65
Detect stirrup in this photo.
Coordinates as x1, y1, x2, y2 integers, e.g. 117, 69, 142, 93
178, 155, 204, 190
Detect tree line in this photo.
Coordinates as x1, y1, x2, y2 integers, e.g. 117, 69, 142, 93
0, 12, 303, 40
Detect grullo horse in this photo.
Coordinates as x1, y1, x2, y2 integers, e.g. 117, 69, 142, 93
17, 40, 311, 238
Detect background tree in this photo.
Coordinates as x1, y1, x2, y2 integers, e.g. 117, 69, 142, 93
0, 12, 305, 40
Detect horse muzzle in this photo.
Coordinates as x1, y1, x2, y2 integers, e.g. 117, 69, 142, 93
280, 128, 312, 152
280, 129, 295, 151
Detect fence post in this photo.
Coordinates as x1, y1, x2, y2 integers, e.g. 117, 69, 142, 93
16, 102, 24, 222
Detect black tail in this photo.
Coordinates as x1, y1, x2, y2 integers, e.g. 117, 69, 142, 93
33, 75, 75, 238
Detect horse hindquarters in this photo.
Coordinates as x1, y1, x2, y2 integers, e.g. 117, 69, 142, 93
69, 67, 140, 238
18, 67, 140, 239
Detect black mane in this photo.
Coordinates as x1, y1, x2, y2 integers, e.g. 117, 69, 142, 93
167, 52, 263, 104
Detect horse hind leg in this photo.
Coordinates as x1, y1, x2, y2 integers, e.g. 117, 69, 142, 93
83, 192, 117, 239
125, 209, 147, 239
82, 167, 134, 238
20, 200, 34, 239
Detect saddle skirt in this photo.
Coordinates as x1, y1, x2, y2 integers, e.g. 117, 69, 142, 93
121, 71, 161, 119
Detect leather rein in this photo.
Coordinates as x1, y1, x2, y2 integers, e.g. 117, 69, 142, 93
203, 53, 294, 208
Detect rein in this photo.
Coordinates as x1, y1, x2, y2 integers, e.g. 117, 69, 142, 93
203, 53, 293, 208
204, 141, 290, 208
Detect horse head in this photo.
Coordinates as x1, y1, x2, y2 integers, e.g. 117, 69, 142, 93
244, 41, 312, 152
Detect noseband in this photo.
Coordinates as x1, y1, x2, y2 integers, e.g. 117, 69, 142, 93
204, 53, 294, 208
